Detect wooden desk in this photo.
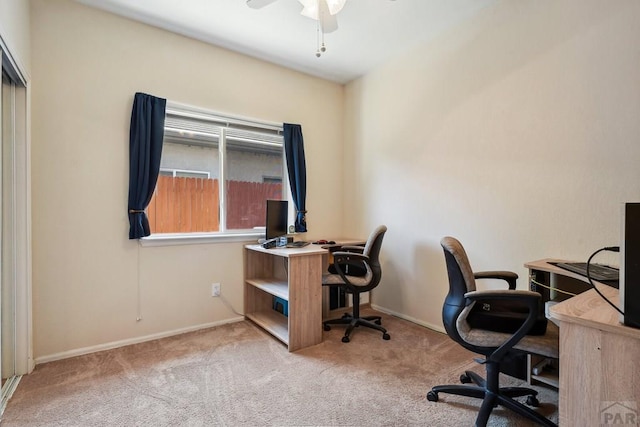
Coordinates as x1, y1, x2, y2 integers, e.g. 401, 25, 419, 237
244, 239, 364, 352
526, 259, 640, 426
551, 287, 640, 426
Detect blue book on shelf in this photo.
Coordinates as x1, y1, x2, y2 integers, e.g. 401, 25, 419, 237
272, 296, 288, 317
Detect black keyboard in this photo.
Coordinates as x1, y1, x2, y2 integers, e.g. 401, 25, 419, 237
286, 241, 310, 248
554, 262, 619, 283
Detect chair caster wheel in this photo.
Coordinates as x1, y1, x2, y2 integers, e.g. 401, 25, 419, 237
427, 391, 438, 402
341, 336, 350, 343
374, 319, 382, 325
526, 395, 539, 407
460, 373, 472, 384
382, 333, 390, 340
323, 324, 331, 331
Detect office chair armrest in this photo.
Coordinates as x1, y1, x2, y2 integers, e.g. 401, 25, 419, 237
332, 252, 369, 266
330, 252, 370, 286
464, 289, 541, 362
473, 271, 518, 290
464, 289, 539, 301
338, 245, 365, 253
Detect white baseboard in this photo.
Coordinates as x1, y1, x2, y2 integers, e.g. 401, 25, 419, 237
36, 307, 445, 365
370, 304, 446, 334
35, 316, 245, 365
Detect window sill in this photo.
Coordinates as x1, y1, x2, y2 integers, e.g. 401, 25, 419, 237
139, 231, 263, 247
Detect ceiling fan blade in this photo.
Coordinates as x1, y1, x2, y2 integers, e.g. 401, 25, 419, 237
246, 0, 278, 9
319, 1, 338, 33
299, 0, 318, 19
320, 14, 338, 33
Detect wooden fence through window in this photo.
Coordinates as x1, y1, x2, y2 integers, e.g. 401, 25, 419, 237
147, 176, 282, 233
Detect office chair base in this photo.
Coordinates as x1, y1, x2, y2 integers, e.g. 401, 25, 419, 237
427, 369, 556, 427
323, 314, 390, 342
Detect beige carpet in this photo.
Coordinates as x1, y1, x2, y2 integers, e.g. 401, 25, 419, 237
1, 311, 558, 426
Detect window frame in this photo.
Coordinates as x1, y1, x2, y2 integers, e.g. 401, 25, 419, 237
140, 101, 289, 247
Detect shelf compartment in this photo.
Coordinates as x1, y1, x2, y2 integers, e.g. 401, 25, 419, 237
531, 372, 559, 389
245, 278, 288, 301
527, 353, 559, 389
246, 310, 288, 345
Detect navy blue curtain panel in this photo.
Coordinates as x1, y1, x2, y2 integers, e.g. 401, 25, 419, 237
283, 123, 308, 233
128, 92, 166, 239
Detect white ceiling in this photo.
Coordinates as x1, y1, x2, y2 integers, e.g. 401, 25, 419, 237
76, 0, 495, 84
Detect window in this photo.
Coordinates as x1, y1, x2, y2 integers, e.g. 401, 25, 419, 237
147, 102, 285, 237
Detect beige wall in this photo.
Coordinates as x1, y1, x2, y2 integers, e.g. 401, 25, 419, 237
0, 0, 31, 75
30, 0, 344, 360
345, 0, 640, 330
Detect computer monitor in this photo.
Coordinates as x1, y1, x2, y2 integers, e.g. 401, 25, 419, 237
265, 200, 288, 240
621, 202, 640, 328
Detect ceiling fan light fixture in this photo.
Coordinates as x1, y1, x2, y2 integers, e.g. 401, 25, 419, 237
325, 0, 347, 15
247, 0, 346, 56
299, 0, 346, 20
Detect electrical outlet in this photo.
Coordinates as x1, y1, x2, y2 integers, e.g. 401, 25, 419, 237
212, 283, 221, 297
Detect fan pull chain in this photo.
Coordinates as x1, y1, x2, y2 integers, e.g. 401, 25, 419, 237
315, 3, 327, 57
316, 19, 322, 57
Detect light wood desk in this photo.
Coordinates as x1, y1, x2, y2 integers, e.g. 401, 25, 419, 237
244, 239, 364, 352
526, 259, 640, 426
551, 287, 640, 426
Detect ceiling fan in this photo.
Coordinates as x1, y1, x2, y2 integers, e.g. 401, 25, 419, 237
246, 0, 347, 56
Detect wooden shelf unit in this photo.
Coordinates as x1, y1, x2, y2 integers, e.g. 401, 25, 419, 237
244, 244, 325, 352
524, 259, 616, 390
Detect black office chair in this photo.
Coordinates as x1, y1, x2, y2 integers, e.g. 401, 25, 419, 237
427, 237, 559, 427
322, 225, 389, 343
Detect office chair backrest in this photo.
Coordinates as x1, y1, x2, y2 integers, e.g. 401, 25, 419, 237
326, 225, 387, 293
359, 225, 387, 291
440, 236, 477, 348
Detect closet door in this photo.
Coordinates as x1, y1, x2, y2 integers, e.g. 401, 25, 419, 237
0, 57, 19, 411
0, 57, 3, 392
0, 40, 32, 412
